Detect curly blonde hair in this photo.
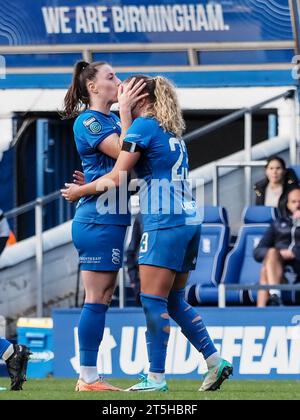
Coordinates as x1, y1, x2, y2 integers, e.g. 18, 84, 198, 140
125, 75, 185, 137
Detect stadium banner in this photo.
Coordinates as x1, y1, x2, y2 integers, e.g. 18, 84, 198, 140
53, 307, 300, 380
0, 0, 294, 46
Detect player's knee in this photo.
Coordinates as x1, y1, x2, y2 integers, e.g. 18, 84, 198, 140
265, 248, 279, 261
85, 292, 113, 306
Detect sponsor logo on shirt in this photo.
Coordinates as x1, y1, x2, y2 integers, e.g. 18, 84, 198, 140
79, 257, 102, 264
83, 116, 102, 134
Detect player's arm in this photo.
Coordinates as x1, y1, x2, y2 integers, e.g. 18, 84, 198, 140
61, 143, 142, 201
96, 133, 124, 160
71, 130, 128, 183
73, 105, 134, 180
95, 147, 141, 192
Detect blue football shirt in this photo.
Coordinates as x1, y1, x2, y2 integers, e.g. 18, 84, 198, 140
73, 109, 130, 226
124, 117, 200, 231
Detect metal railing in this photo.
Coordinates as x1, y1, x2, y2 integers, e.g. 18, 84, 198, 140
184, 89, 299, 207
184, 90, 296, 144
218, 283, 300, 308
2, 41, 294, 54
3, 190, 129, 314
212, 161, 267, 207
2, 40, 295, 73
4, 191, 66, 317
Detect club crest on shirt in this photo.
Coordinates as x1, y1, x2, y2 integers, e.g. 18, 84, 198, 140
83, 116, 102, 134
112, 248, 121, 265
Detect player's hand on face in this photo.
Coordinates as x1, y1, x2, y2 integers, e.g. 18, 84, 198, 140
118, 78, 149, 111
61, 183, 81, 202
73, 170, 85, 186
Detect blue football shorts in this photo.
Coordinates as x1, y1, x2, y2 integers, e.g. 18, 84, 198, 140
138, 224, 201, 272
72, 221, 127, 272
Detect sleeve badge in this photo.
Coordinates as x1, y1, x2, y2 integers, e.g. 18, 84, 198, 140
83, 116, 102, 134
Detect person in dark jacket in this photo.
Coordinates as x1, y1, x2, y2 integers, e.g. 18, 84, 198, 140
254, 156, 299, 216
254, 187, 300, 307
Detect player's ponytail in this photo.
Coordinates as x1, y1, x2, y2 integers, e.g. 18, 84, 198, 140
61, 60, 107, 119
153, 76, 185, 137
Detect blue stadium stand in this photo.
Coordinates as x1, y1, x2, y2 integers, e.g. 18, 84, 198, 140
188, 206, 278, 306
221, 206, 278, 306
185, 206, 230, 305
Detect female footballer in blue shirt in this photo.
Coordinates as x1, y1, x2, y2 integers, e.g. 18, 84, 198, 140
62, 75, 232, 392
61, 61, 147, 392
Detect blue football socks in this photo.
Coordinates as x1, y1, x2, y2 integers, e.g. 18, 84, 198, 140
140, 293, 170, 373
78, 303, 108, 367
168, 289, 217, 359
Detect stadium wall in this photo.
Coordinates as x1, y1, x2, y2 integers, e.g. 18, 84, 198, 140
53, 307, 300, 380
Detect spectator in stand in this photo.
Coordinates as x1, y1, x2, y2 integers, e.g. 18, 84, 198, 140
254, 187, 300, 307
254, 156, 299, 216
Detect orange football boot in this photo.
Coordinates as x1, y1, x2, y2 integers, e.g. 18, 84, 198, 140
75, 377, 122, 392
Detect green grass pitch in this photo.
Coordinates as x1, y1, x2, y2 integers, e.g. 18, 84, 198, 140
0, 378, 300, 400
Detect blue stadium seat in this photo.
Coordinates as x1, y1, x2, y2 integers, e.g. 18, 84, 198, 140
192, 206, 278, 306
185, 206, 230, 305
220, 206, 278, 305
